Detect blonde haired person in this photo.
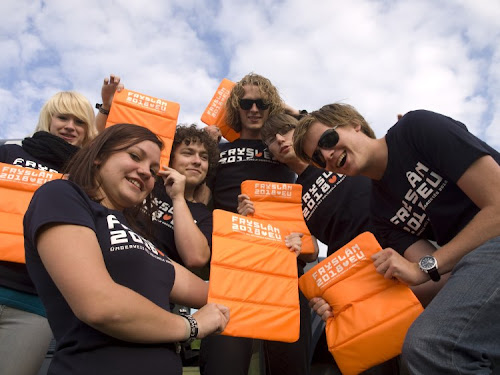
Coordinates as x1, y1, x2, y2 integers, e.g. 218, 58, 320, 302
0, 91, 97, 375
34, 91, 97, 146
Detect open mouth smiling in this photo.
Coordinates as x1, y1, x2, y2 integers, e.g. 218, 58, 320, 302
337, 151, 347, 168
126, 177, 142, 190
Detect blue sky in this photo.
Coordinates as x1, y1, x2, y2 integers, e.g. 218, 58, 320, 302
1, 0, 499, 150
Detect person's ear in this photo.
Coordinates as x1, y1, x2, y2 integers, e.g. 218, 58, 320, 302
352, 121, 362, 132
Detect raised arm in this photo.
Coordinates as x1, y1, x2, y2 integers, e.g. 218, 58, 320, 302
160, 167, 211, 268
95, 74, 124, 133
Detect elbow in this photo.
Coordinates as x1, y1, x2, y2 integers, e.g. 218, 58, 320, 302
74, 304, 122, 329
184, 252, 211, 269
182, 244, 211, 268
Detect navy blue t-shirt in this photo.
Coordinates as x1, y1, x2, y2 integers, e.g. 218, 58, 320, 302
150, 181, 213, 266
371, 110, 500, 254
24, 179, 181, 375
297, 165, 374, 255
212, 139, 296, 212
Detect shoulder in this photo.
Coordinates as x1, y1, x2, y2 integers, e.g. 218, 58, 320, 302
0, 143, 24, 161
25, 180, 99, 243
390, 110, 473, 142
30, 180, 97, 219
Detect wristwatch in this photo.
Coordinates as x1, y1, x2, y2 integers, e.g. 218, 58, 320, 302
418, 255, 440, 282
179, 308, 198, 344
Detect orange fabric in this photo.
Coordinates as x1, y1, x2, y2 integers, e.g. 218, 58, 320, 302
299, 232, 423, 375
241, 180, 315, 255
0, 163, 62, 263
106, 88, 179, 167
208, 209, 300, 342
200, 78, 240, 142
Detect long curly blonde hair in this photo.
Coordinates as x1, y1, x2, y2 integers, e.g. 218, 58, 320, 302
225, 73, 284, 133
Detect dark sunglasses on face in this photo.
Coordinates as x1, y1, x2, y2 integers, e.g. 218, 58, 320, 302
310, 126, 339, 168
264, 124, 296, 146
239, 98, 270, 111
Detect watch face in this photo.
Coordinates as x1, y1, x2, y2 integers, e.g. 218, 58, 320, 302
419, 255, 436, 271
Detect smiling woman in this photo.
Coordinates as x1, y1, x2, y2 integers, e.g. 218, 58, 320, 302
23, 123, 229, 375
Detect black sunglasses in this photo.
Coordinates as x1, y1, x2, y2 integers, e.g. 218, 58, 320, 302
310, 127, 339, 168
239, 98, 270, 111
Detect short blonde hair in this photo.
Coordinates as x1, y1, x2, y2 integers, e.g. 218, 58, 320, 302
35, 91, 97, 146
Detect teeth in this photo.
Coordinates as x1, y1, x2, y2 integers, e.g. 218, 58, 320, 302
337, 152, 347, 167
127, 178, 141, 189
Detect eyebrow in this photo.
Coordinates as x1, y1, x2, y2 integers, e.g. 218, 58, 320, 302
132, 145, 160, 168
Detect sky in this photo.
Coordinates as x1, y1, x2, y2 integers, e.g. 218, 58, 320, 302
1, 0, 499, 151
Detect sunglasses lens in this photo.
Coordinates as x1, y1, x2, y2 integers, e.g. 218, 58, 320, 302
256, 100, 269, 110
311, 150, 326, 168
239, 99, 252, 110
318, 129, 339, 149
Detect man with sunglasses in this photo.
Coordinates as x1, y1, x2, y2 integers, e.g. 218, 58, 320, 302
293, 103, 500, 374
201, 73, 311, 375
209, 73, 296, 213
238, 113, 405, 375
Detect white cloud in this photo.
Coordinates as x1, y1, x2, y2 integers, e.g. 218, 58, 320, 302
0, 0, 498, 152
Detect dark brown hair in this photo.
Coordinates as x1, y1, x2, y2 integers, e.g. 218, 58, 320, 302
64, 123, 163, 234
170, 124, 219, 184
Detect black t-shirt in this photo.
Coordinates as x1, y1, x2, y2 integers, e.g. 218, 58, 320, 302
150, 181, 213, 266
24, 180, 181, 375
371, 110, 500, 254
297, 165, 374, 255
0, 144, 60, 294
212, 139, 297, 212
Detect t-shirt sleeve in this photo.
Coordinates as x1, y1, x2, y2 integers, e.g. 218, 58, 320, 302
193, 204, 213, 249
399, 111, 492, 183
372, 214, 420, 255
24, 180, 97, 247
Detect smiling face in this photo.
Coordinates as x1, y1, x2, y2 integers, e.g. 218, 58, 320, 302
170, 141, 209, 188
96, 140, 160, 211
238, 85, 270, 138
302, 121, 366, 176
49, 113, 88, 147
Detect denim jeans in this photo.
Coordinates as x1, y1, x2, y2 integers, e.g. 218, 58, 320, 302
403, 236, 500, 374
0, 305, 52, 375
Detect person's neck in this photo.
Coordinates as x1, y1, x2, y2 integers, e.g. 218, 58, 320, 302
363, 137, 388, 181
184, 185, 196, 203
287, 158, 308, 175
239, 128, 262, 140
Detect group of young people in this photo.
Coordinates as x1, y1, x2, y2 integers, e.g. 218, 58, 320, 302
0, 71, 498, 375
